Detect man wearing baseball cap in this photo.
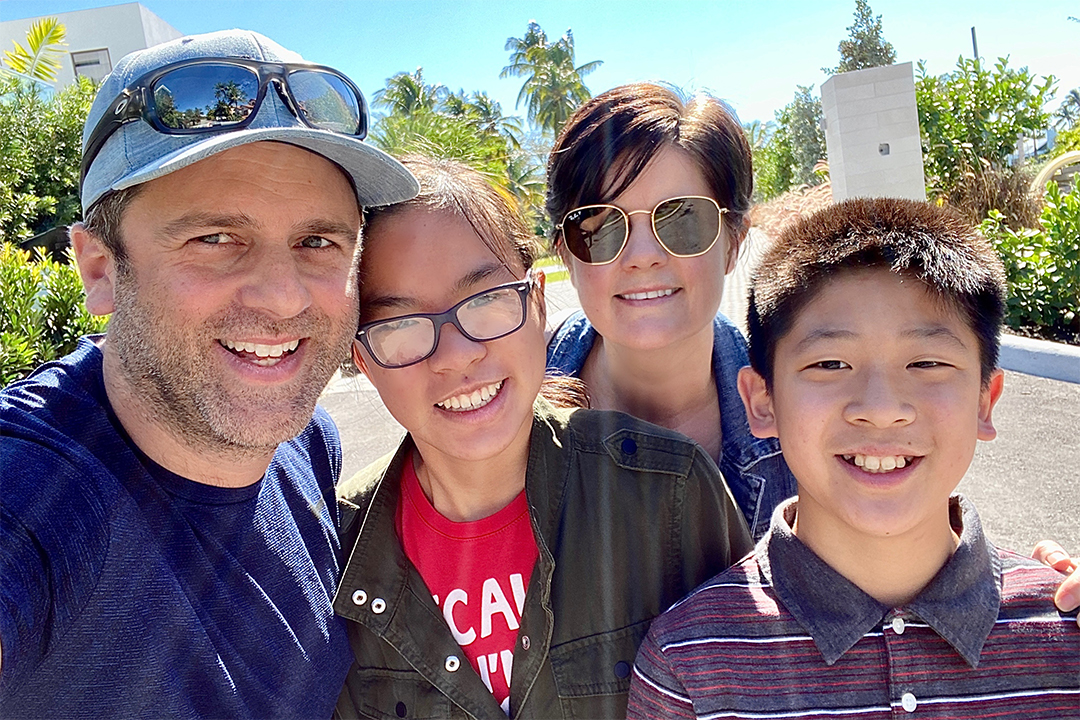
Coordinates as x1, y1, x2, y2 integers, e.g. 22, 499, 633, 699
0, 29, 417, 717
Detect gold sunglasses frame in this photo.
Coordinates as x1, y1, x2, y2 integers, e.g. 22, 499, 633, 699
556, 195, 728, 266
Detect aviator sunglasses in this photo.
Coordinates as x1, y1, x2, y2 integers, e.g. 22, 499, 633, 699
356, 273, 537, 369
80, 57, 368, 189
556, 195, 727, 265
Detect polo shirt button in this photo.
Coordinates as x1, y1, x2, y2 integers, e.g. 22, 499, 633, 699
891, 617, 906, 634
614, 661, 631, 678
621, 438, 637, 455
351, 589, 367, 606
395, 701, 407, 718
371, 598, 386, 614
521, 635, 530, 650
901, 692, 917, 712
445, 655, 460, 672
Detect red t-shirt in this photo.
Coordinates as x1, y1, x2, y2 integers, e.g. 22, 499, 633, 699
397, 458, 538, 715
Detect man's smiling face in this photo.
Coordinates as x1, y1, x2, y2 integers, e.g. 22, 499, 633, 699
102, 141, 361, 454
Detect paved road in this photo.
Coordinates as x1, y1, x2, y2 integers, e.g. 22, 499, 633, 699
321, 228, 1080, 556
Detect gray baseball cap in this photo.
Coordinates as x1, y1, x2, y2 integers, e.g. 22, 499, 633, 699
80, 29, 418, 213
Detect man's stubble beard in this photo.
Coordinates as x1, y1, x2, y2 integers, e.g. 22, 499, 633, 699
106, 268, 356, 460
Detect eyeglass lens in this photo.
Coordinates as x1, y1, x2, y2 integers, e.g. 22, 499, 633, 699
150, 63, 360, 133
563, 196, 721, 264
365, 285, 526, 367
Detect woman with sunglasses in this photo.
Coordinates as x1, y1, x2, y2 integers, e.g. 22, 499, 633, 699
547, 83, 796, 539
545, 84, 1080, 609
331, 157, 752, 719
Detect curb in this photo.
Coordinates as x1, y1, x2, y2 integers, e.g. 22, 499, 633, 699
999, 334, 1080, 384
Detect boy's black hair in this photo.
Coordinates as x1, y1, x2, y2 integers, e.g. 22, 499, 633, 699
746, 197, 1007, 387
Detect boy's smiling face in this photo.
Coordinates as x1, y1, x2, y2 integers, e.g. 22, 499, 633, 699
740, 267, 1004, 545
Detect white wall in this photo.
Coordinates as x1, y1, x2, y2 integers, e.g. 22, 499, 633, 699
1, 3, 181, 89
821, 62, 926, 202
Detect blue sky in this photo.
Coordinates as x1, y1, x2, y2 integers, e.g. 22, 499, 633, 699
3, 0, 1078, 126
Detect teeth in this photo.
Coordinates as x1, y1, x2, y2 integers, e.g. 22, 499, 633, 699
622, 288, 675, 301
436, 381, 503, 412
845, 454, 912, 474
220, 339, 300, 366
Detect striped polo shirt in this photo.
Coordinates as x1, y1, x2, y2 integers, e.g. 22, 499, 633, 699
629, 496, 1080, 719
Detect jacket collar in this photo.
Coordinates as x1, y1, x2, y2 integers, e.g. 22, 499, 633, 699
546, 310, 779, 472
759, 495, 1001, 667
332, 399, 570, 717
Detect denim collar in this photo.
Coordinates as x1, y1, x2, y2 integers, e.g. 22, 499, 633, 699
759, 495, 1001, 667
546, 310, 780, 472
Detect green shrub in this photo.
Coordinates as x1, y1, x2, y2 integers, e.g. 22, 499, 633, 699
979, 181, 1080, 336
0, 74, 98, 245
916, 56, 1055, 224
0, 244, 108, 386
1050, 125, 1080, 157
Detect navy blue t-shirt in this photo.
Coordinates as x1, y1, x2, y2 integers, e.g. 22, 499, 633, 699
0, 338, 352, 718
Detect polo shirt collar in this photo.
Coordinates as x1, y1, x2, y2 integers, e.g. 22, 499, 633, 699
759, 495, 1001, 668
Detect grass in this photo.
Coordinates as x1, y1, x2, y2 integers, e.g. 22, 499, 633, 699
534, 255, 569, 282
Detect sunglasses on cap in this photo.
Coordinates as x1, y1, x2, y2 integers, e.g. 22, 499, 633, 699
556, 195, 727, 265
80, 57, 368, 189
356, 273, 538, 369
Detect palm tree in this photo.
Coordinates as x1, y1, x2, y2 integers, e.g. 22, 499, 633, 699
743, 120, 776, 152
503, 150, 546, 229
373, 68, 446, 117
2, 17, 66, 85
1056, 88, 1080, 130
501, 22, 602, 135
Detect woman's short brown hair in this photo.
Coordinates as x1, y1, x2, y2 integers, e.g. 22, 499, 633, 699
546, 83, 753, 244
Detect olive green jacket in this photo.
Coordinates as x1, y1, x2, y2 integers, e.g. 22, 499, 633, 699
331, 400, 753, 719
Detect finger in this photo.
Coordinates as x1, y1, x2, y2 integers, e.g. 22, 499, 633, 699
1053, 566, 1080, 614
1031, 540, 1077, 573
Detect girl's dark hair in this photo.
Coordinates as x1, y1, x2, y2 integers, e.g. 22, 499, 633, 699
361, 155, 589, 409
363, 155, 541, 277
546, 83, 753, 245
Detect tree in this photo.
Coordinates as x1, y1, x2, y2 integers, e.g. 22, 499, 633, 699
373, 68, 446, 117
916, 55, 1055, 217
823, 0, 896, 75
2, 17, 66, 84
1056, 88, 1080, 130
742, 119, 775, 153
208, 80, 249, 122
501, 21, 602, 135
780, 85, 827, 187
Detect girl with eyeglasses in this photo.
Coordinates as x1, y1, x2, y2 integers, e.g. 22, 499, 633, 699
331, 156, 752, 719
546, 83, 797, 540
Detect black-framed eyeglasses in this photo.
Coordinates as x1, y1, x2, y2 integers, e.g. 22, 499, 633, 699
80, 57, 369, 189
556, 195, 727, 265
355, 275, 536, 369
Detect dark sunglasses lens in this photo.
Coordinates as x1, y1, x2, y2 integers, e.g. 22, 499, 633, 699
290, 70, 362, 134
563, 206, 626, 264
457, 286, 525, 340
366, 317, 436, 367
152, 63, 260, 130
653, 197, 721, 256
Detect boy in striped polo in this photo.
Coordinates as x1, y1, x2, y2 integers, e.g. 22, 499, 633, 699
628, 198, 1080, 719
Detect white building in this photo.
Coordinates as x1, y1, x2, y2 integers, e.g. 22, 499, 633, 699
821, 62, 926, 202
1, 3, 181, 88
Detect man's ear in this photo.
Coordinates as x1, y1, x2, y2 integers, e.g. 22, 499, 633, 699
70, 223, 117, 316
737, 366, 778, 438
977, 368, 1005, 442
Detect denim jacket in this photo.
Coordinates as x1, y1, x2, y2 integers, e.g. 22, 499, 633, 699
547, 310, 796, 539
331, 399, 753, 719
